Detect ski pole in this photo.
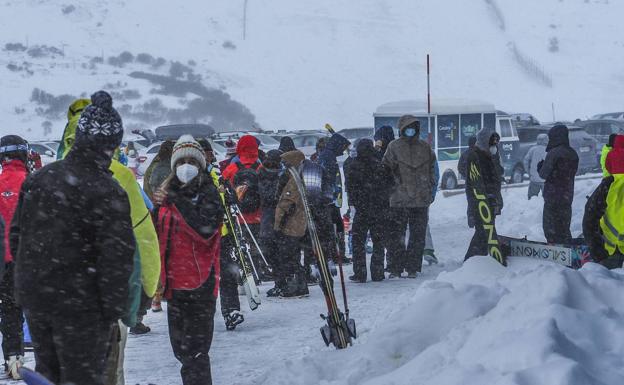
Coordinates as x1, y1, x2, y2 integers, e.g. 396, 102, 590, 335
334, 225, 350, 318
234, 205, 273, 272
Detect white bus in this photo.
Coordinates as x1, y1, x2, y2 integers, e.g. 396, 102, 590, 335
373, 99, 518, 189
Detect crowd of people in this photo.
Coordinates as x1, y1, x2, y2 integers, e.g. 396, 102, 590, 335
0, 90, 621, 385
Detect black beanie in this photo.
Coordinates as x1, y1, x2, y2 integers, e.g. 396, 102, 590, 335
264, 149, 282, 169
75, 91, 124, 151
0, 135, 28, 163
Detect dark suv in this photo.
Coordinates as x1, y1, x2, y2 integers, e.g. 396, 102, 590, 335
575, 119, 624, 146
516, 124, 599, 175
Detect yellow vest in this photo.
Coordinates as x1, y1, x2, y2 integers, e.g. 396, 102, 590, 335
109, 160, 161, 297
209, 167, 229, 237
600, 174, 624, 256
600, 145, 612, 178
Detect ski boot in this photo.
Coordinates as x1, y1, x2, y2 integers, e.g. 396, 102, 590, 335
151, 299, 163, 313
423, 249, 438, 265
224, 310, 244, 331
280, 275, 309, 298
129, 321, 151, 335
406, 271, 418, 279
306, 264, 320, 286
266, 286, 282, 297
6, 355, 24, 380
348, 274, 366, 283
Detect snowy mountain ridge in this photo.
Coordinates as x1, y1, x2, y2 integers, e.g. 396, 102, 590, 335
1, 0, 623, 139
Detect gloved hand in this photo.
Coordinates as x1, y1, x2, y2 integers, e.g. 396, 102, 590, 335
537, 160, 544, 172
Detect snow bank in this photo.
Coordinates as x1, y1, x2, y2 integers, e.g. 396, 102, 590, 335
259, 257, 624, 385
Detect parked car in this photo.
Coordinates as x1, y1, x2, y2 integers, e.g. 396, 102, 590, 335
509, 113, 541, 128
337, 127, 374, 141
591, 112, 624, 121
155, 124, 215, 141
516, 124, 598, 176
214, 132, 280, 152
292, 132, 329, 157
137, 139, 227, 176
575, 119, 624, 146
137, 141, 163, 176
29, 142, 56, 166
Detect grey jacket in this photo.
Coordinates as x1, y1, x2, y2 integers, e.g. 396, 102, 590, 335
523, 134, 548, 183
382, 137, 436, 208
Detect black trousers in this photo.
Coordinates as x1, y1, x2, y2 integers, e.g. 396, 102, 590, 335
543, 200, 572, 244
168, 276, 216, 385
352, 208, 384, 280
26, 311, 113, 385
387, 207, 429, 273
260, 230, 281, 285
0, 263, 24, 360
276, 234, 304, 279
527, 182, 544, 199
219, 235, 240, 316
465, 215, 497, 261
135, 290, 153, 322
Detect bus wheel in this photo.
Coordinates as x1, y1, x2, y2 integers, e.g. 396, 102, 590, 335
511, 166, 524, 184
442, 172, 458, 190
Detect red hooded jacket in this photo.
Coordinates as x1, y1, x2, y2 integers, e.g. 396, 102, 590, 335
0, 160, 28, 263
222, 135, 262, 224
157, 203, 221, 298
605, 135, 624, 175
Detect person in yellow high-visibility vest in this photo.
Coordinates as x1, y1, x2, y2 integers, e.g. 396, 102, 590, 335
583, 134, 624, 269
599, 133, 617, 178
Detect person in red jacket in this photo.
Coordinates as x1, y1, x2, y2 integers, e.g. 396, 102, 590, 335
222, 135, 270, 280
153, 135, 223, 385
0, 135, 29, 379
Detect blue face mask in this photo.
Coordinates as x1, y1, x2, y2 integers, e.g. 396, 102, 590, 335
404, 128, 417, 137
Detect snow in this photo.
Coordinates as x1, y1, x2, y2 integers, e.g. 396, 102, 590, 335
1, 1, 624, 137
2, 174, 617, 385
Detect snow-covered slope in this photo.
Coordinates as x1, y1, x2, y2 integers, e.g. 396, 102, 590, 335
260, 257, 624, 385
1, 0, 623, 139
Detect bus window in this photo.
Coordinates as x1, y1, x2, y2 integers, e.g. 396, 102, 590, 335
414, 116, 434, 144
460, 114, 480, 146
437, 115, 459, 148
484, 113, 496, 132
499, 119, 513, 138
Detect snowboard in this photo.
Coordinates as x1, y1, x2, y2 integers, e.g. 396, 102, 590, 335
467, 156, 506, 266
498, 235, 592, 269
287, 166, 356, 349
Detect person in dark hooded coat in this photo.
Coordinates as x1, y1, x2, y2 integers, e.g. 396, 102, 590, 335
374, 125, 395, 160
258, 150, 284, 296
345, 139, 386, 282
458, 136, 477, 180
278, 136, 296, 154
537, 124, 579, 244
11, 91, 135, 385
318, 133, 350, 262
464, 128, 504, 260
382, 116, 436, 277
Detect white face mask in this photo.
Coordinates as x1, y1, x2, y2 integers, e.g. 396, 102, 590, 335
489, 145, 498, 155
176, 163, 199, 184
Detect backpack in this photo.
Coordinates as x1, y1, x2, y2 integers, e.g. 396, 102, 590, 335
233, 160, 261, 213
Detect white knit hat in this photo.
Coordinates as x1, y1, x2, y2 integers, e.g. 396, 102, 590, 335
170, 135, 207, 171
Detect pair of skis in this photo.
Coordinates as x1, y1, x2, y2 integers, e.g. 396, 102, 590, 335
287, 166, 356, 349
222, 187, 271, 311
